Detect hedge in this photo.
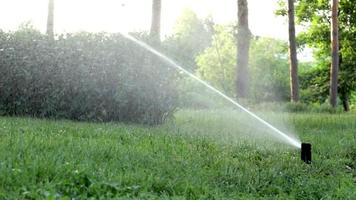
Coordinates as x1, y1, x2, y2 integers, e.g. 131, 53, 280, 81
0, 27, 177, 124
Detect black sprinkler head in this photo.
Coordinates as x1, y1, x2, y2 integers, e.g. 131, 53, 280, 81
301, 143, 312, 164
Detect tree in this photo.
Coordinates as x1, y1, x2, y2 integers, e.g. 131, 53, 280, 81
287, 0, 299, 102
249, 38, 291, 102
277, 0, 356, 111
197, 25, 291, 102
304, 0, 356, 111
163, 9, 212, 71
150, 0, 161, 43
197, 25, 236, 95
46, 0, 54, 39
330, 0, 339, 108
236, 0, 251, 99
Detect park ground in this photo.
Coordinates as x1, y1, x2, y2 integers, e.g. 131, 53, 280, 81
0, 110, 355, 199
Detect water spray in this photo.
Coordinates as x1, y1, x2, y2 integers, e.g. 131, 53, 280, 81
121, 33, 302, 149
301, 143, 312, 164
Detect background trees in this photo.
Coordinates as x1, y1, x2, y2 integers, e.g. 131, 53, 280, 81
196, 25, 236, 96
39, 0, 355, 110
294, 0, 356, 111
163, 9, 212, 71
196, 25, 291, 102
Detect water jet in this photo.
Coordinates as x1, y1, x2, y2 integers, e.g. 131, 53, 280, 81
301, 143, 311, 164
121, 33, 302, 149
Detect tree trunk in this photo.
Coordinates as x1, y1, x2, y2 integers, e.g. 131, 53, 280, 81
341, 94, 350, 112
236, 0, 251, 99
288, 0, 299, 102
150, 0, 161, 43
330, 0, 339, 108
46, 0, 54, 39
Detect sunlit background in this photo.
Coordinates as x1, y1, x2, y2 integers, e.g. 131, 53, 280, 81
0, 0, 289, 39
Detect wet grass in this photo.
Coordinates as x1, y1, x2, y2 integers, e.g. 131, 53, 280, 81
0, 110, 355, 199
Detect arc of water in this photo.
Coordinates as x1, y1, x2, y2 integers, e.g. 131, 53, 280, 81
122, 33, 301, 149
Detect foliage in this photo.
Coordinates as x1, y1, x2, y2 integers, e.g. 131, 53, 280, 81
249, 37, 290, 102
277, 0, 356, 105
351, 92, 356, 109
284, 102, 344, 113
0, 112, 355, 198
299, 66, 329, 104
196, 25, 236, 96
0, 26, 177, 124
196, 25, 291, 102
163, 9, 213, 71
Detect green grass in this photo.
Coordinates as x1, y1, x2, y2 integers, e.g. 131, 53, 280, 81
0, 110, 355, 199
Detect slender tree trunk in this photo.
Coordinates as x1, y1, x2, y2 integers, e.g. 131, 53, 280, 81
330, 0, 339, 107
46, 0, 54, 39
288, 0, 299, 102
341, 94, 350, 112
236, 0, 251, 99
150, 0, 161, 43
338, 51, 349, 111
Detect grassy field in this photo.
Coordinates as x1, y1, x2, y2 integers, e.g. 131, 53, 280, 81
0, 110, 355, 199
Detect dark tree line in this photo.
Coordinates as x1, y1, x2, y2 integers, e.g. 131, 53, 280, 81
38, 0, 356, 112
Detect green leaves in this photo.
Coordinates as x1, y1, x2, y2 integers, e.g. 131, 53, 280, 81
163, 9, 213, 72
196, 25, 236, 96
0, 28, 177, 124
277, 0, 356, 104
195, 25, 291, 102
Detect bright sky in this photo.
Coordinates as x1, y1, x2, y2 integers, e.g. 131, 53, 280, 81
0, 0, 290, 40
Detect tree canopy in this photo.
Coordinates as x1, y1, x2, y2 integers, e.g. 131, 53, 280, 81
196, 25, 291, 102
163, 9, 212, 71
278, 0, 356, 107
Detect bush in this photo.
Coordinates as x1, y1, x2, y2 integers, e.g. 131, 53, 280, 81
285, 102, 309, 112
299, 66, 329, 104
0, 28, 177, 124
285, 102, 343, 113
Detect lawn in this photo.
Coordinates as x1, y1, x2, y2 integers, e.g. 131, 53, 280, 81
0, 110, 355, 199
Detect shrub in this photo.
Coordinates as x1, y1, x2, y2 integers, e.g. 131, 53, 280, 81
285, 102, 309, 112
0, 28, 177, 124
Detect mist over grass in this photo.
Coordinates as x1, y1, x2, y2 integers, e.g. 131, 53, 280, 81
167, 109, 300, 149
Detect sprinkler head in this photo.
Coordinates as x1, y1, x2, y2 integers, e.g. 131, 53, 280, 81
301, 143, 312, 164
